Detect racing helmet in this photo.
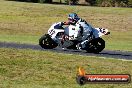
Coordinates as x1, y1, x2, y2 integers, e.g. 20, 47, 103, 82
68, 13, 79, 24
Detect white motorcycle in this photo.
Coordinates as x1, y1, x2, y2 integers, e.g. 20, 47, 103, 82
39, 24, 110, 53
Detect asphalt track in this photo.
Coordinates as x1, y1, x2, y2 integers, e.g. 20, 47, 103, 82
0, 42, 132, 60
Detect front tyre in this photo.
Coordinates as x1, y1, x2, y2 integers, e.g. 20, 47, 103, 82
86, 38, 105, 53
39, 34, 58, 49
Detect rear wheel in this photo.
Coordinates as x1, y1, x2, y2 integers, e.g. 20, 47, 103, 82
39, 34, 58, 49
86, 38, 105, 53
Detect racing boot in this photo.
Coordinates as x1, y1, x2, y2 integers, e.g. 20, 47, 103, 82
76, 43, 82, 50
76, 40, 89, 50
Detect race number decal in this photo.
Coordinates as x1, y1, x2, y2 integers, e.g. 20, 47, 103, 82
99, 28, 105, 34
49, 29, 55, 35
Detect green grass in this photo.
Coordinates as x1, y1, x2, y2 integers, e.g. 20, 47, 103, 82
0, 34, 39, 44
0, 48, 132, 88
0, 0, 132, 51
104, 31, 132, 51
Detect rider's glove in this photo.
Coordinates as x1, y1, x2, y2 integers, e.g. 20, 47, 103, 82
62, 22, 70, 25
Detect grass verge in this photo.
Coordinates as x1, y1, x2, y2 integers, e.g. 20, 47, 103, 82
0, 48, 132, 88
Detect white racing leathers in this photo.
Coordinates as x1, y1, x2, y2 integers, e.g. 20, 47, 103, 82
75, 19, 94, 49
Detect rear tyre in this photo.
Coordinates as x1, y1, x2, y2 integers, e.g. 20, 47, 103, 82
86, 38, 105, 53
39, 34, 58, 49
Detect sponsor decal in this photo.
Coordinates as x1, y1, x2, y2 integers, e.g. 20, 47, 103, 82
76, 67, 131, 85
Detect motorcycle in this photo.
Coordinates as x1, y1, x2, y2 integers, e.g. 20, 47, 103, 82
39, 24, 110, 53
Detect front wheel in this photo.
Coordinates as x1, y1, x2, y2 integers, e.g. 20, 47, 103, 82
86, 38, 105, 53
39, 34, 58, 49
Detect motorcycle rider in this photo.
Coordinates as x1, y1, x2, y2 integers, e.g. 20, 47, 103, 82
67, 13, 94, 50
